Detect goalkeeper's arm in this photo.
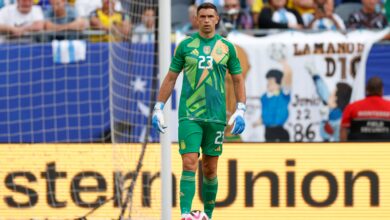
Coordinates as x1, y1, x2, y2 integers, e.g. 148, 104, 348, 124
231, 73, 246, 104
152, 71, 179, 133
228, 73, 247, 135
157, 71, 179, 103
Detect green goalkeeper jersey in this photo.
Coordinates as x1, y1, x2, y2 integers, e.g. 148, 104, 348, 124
169, 33, 242, 124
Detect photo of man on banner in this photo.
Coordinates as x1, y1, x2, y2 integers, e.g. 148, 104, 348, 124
305, 61, 352, 142
253, 43, 292, 142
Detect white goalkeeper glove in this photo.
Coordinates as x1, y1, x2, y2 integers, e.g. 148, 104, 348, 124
228, 102, 246, 135
152, 101, 167, 133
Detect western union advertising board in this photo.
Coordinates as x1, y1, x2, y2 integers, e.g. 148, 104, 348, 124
0, 143, 389, 220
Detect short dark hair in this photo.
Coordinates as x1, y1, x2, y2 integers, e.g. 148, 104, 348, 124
197, 2, 219, 15
335, 82, 352, 111
366, 76, 383, 96
266, 69, 283, 85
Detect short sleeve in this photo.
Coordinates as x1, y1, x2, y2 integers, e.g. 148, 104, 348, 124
227, 43, 242, 75
333, 14, 346, 30
43, 7, 52, 19
341, 104, 352, 128
302, 13, 313, 27
67, 6, 78, 20
0, 8, 6, 25
33, 6, 45, 21
169, 40, 185, 73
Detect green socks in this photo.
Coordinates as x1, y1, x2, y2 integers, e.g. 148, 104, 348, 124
180, 170, 196, 214
202, 176, 218, 219
180, 171, 218, 219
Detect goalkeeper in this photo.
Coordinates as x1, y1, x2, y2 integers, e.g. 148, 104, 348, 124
152, 3, 246, 220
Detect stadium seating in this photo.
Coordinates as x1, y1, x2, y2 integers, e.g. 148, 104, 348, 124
171, 3, 190, 30
171, 0, 193, 5
335, 3, 362, 24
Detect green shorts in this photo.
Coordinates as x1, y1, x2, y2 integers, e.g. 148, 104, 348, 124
178, 120, 226, 156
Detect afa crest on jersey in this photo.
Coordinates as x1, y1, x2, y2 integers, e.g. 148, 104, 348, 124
203, 46, 211, 55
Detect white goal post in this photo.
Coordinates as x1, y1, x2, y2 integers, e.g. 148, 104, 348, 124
158, 0, 173, 220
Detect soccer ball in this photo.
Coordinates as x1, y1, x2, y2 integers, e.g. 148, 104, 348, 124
267, 43, 287, 61
187, 210, 209, 220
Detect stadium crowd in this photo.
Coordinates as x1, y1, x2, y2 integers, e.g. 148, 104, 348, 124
0, 0, 388, 42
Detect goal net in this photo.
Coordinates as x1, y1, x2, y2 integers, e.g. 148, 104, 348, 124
0, 0, 164, 219
109, 0, 162, 219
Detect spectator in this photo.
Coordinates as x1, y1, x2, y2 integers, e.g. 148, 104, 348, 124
132, 7, 155, 43
90, 0, 131, 42
288, 0, 315, 15
221, 0, 253, 30
258, 0, 304, 29
75, 0, 122, 18
181, 4, 198, 32
347, 0, 387, 29
303, 0, 346, 30
340, 77, 390, 141
250, 0, 264, 27
44, 0, 88, 32
0, 0, 44, 37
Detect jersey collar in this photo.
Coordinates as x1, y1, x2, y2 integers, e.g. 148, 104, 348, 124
196, 32, 218, 43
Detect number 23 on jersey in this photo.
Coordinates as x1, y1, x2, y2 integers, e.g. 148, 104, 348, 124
198, 55, 213, 69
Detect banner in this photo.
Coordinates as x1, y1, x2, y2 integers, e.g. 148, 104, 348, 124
226, 30, 388, 142
0, 43, 160, 143
1, 144, 390, 219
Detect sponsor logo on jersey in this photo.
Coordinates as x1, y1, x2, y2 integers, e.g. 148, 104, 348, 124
191, 49, 199, 56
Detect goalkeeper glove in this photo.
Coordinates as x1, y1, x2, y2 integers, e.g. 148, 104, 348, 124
152, 101, 167, 133
228, 102, 246, 135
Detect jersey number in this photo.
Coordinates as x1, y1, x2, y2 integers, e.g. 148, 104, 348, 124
214, 131, 224, 144
198, 56, 213, 69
